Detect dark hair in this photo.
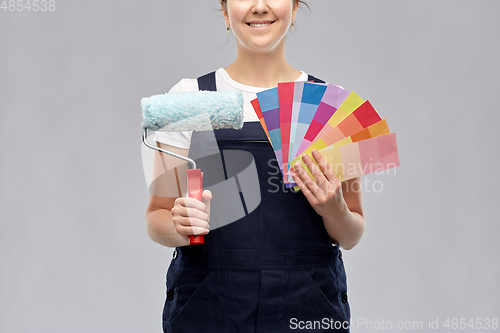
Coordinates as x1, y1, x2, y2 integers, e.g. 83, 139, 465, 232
220, 0, 310, 11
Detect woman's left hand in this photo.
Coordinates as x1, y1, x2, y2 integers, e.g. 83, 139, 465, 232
291, 149, 348, 222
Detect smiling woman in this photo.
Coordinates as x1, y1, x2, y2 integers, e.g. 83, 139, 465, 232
222, 0, 298, 53
145, 0, 364, 332
220, 0, 307, 88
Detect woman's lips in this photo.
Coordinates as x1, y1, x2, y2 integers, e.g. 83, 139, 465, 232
247, 21, 276, 28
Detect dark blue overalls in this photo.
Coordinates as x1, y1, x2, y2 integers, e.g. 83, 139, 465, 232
162, 72, 351, 333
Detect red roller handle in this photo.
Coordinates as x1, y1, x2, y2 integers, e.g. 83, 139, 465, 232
186, 169, 204, 245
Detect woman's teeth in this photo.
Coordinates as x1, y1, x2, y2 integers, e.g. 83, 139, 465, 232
249, 23, 271, 27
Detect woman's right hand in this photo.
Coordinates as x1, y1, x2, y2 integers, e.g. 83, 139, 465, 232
171, 190, 212, 240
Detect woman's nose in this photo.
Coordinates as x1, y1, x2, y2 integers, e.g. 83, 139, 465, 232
251, 0, 270, 14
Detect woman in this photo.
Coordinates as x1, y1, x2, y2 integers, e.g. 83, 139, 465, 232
145, 1, 365, 332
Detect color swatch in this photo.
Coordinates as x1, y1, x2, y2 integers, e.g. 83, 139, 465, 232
250, 81, 400, 186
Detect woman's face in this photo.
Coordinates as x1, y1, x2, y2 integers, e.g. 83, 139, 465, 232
222, 0, 298, 54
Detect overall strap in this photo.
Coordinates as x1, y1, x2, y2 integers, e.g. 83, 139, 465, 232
198, 71, 217, 92
307, 74, 326, 84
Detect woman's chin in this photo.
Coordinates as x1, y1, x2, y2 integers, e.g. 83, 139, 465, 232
238, 38, 287, 55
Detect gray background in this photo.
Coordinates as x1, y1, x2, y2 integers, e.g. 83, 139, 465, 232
1, 0, 499, 332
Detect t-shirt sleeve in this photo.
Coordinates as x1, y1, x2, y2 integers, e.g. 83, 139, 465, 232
153, 78, 198, 149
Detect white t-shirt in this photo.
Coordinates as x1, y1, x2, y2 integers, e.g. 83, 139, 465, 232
154, 68, 308, 149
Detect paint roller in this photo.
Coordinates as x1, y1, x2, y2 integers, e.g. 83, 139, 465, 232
142, 90, 244, 245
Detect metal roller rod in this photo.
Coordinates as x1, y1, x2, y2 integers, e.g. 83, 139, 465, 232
142, 128, 196, 170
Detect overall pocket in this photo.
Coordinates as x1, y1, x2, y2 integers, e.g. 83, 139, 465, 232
165, 269, 228, 333
162, 262, 211, 329
288, 267, 350, 332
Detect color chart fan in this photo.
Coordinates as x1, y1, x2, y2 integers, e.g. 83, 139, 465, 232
251, 81, 400, 186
